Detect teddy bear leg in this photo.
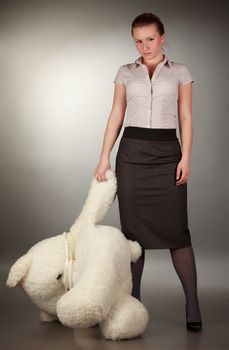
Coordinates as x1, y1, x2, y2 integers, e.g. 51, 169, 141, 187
56, 288, 112, 329
99, 293, 149, 341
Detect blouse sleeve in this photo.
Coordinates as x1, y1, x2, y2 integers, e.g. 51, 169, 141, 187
177, 64, 194, 85
113, 65, 125, 85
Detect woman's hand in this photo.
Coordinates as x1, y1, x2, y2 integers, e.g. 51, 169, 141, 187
175, 156, 190, 186
94, 158, 111, 182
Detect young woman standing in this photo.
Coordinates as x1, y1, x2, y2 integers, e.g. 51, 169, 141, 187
94, 12, 202, 332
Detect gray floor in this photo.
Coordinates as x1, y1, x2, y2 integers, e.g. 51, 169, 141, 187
1, 252, 228, 350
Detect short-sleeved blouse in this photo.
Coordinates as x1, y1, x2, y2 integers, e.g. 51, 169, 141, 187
113, 54, 194, 129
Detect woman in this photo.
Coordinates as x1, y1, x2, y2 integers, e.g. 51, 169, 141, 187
94, 12, 202, 331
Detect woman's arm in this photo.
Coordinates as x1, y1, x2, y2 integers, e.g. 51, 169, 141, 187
176, 82, 193, 185
94, 83, 126, 182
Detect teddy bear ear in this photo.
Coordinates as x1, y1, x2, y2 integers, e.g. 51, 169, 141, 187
6, 252, 32, 287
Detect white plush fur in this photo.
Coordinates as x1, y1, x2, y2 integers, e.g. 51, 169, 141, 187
6, 169, 149, 340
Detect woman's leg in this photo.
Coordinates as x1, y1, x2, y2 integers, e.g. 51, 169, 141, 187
130, 248, 145, 301
169, 245, 202, 322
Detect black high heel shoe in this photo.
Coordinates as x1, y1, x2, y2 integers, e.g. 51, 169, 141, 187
185, 303, 202, 332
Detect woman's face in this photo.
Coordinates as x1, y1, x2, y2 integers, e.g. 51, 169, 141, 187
132, 24, 165, 59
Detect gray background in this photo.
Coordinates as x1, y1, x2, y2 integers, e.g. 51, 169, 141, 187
0, 1, 228, 348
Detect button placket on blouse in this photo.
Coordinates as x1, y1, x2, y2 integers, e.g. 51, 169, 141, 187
139, 59, 167, 128
137, 56, 167, 128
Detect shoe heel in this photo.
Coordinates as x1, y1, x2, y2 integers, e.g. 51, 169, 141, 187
185, 303, 202, 331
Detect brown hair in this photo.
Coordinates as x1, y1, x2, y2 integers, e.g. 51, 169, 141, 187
131, 12, 165, 37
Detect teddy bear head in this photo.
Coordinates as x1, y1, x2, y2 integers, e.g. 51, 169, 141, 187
6, 233, 74, 316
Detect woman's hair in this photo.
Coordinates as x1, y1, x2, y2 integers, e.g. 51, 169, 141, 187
131, 12, 165, 37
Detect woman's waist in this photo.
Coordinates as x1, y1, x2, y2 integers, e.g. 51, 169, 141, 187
122, 126, 178, 141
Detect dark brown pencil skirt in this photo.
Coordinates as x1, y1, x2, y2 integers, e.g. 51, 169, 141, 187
115, 126, 192, 250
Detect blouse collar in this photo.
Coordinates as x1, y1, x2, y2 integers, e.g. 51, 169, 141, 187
134, 53, 171, 67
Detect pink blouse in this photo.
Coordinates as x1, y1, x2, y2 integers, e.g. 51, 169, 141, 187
113, 54, 194, 129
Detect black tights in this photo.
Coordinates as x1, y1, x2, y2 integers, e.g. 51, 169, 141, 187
130, 245, 202, 322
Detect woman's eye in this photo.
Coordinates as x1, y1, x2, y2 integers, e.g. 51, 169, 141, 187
136, 39, 154, 44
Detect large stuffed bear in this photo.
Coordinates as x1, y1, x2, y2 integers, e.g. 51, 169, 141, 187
6, 169, 149, 340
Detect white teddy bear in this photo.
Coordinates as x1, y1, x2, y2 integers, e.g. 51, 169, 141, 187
6, 169, 149, 340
